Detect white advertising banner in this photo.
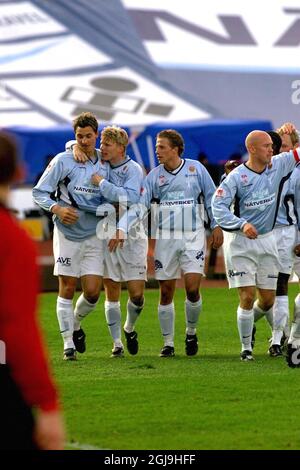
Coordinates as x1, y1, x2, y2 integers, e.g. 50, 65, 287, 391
124, 0, 300, 72
0, 1, 209, 127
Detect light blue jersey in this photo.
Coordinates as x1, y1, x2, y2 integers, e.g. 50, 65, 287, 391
65, 140, 143, 207
33, 150, 109, 241
99, 156, 143, 206
119, 159, 217, 236
212, 149, 300, 235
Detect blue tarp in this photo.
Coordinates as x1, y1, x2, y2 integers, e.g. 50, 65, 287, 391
6, 118, 272, 183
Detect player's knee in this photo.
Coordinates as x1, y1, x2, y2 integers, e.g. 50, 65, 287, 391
130, 295, 144, 307
160, 291, 173, 305
84, 292, 100, 304
186, 290, 200, 303
59, 279, 77, 299
240, 293, 255, 310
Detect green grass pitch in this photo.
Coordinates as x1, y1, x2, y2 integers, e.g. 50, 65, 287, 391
39, 285, 300, 450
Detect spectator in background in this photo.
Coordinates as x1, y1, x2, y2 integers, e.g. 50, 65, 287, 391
197, 151, 221, 185
0, 132, 65, 449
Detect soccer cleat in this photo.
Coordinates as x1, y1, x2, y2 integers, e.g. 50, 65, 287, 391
251, 324, 256, 350
63, 348, 76, 361
268, 344, 283, 357
111, 346, 124, 358
159, 345, 175, 357
240, 350, 254, 361
124, 329, 139, 355
73, 328, 86, 353
185, 334, 198, 356
286, 344, 300, 368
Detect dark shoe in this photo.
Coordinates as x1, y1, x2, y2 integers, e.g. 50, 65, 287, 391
185, 334, 198, 356
268, 344, 283, 357
286, 344, 300, 368
124, 330, 138, 355
63, 348, 76, 361
240, 350, 254, 361
251, 324, 256, 350
111, 346, 124, 358
73, 328, 86, 353
159, 345, 175, 357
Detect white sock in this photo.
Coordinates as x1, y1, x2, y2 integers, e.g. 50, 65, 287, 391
124, 298, 144, 333
158, 303, 175, 347
253, 300, 265, 322
294, 294, 300, 321
185, 297, 202, 335
74, 294, 98, 331
272, 296, 289, 345
56, 296, 74, 350
237, 306, 254, 352
288, 321, 300, 347
105, 301, 123, 347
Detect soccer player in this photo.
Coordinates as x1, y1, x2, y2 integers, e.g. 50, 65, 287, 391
68, 126, 146, 357
110, 129, 223, 357
267, 125, 300, 356
33, 112, 109, 360
212, 130, 300, 361
0, 132, 65, 449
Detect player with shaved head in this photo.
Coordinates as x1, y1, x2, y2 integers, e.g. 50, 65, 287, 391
212, 130, 300, 361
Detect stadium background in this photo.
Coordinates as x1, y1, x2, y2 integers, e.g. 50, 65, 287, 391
3, 0, 299, 284
2, 0, 300, 451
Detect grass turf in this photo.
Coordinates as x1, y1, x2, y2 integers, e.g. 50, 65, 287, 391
39, 285, 300, 450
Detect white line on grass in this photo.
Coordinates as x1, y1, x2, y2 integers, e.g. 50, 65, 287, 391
67, 441, 108, 450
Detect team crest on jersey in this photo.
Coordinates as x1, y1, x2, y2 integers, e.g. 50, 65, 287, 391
240, 174, 248, 184
159, 175, 167, 186
189, 165, 196, 172
215, 187, 225, 198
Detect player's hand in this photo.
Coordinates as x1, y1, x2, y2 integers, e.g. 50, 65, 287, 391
91, 173, 104, 186
73, 144, 89, 163
52, 205, 79, 225
108, 229, 125, 252
294, 244, 300, 257
242, 223, 258, 239
277, 122, 296, 135
34, 409, 65, 450
209, 226, 223, 249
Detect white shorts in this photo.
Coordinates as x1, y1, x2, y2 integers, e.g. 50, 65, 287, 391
154, 231, 206, 280
274, 225, 297, 275
104, 237, 148, 282
224, 231, 279, 289
53, 226, 104, 278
